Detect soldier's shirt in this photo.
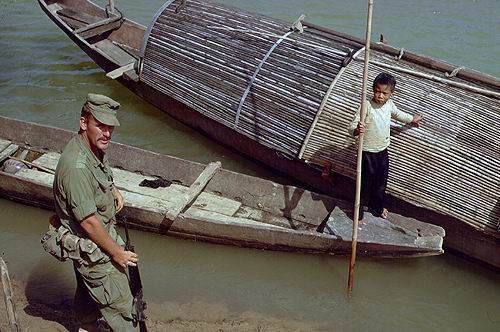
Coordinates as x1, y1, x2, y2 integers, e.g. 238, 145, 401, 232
53, 135, 124, 246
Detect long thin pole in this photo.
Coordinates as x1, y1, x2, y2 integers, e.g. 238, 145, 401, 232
348, 0, 374, 296
109, 0, 115, 14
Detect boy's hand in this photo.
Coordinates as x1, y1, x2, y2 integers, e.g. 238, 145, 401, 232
354, 122, 365, 136
411, 114, 423, 126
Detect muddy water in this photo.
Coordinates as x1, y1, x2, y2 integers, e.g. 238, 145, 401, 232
1, 198, 499, 331
1, 0, 499, 331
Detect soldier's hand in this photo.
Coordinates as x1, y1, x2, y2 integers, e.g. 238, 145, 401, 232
112, 186, 124, 213
113, 249, 138, 268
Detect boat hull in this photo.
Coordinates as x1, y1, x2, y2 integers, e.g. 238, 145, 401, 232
0, 116, 444, 257
35, 0, 500, 269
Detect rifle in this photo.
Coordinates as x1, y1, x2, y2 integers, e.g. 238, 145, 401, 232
123, 219, 148, 332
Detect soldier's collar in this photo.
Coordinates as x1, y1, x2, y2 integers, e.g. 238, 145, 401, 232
77, 135, 107, 168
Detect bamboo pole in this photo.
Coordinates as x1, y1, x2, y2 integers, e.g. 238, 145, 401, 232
7, 156, 55, 174
108, 0, 115, 14
1, 257, 21, 332
348, 0, 374, 296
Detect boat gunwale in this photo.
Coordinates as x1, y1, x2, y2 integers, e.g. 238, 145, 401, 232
0, 115, 444, 257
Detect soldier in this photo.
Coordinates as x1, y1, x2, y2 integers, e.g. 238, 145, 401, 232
52, 93, 137, 332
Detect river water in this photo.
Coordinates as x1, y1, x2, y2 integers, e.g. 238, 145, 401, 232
0, 0, 499, 331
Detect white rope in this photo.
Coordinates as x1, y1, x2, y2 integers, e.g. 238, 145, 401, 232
396, 47, 404, 60
445, 66, 465, 78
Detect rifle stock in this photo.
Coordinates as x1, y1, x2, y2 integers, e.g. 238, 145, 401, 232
124, 221, 148, 332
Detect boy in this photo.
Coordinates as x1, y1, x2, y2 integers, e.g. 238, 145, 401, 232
348, 73, 422, 220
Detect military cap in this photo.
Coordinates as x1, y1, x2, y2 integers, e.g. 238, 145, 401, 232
85, 93, 120, 126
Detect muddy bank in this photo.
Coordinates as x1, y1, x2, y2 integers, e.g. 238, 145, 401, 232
0, 279, 321, 332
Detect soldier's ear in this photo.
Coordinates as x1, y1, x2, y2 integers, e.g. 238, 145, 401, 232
80, 116, 88, 131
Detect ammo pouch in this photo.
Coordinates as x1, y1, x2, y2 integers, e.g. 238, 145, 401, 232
41, 226, 69, 262
41, 226, 107, 265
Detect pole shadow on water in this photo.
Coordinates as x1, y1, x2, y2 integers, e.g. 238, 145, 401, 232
23, 258, 78, 331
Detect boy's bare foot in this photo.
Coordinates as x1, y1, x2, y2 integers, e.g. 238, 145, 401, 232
381, 208, 389, 219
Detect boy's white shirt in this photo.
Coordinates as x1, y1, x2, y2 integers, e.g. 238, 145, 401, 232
348, 99, 413, 152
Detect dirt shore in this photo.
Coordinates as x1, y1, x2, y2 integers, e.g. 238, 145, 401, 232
0, 280, 320, 332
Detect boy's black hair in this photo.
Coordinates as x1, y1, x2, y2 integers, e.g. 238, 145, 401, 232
373, 72, 396, 91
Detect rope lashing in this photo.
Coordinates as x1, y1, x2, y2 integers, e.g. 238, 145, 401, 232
445, 66, 465, 78
290, 14, 306, 33
396, 47, 404, 60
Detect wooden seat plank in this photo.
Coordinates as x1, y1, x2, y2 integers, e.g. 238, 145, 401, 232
0, 144, 19, 164
93, 40, 136, 66
107, 62, 135, 79
78, 20, 122, 39
112, 168, 240, 216
164, 161, 221, 221
32, 152, 59, 171
0, 139, 12, 153
57, 8, 101, 25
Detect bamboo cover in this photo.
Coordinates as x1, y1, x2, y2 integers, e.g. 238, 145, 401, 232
140, 0, 500, 236
140, 0, 357, 156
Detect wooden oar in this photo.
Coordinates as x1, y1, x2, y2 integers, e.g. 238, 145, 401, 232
1, 257, 21, 332
163, 161, 222, 221
348, 0, 374, 296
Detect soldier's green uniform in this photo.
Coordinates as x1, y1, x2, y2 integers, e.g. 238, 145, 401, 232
53, 94, 135, 332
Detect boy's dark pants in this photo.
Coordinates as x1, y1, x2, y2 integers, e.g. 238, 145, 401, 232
359, 148, 389, 220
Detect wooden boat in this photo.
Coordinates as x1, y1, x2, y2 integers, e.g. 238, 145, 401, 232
0, 116, 444, 257
36, 0, 498, 268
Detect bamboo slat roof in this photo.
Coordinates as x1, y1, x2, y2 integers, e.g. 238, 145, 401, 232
140, 0, 358, 156
140, 0, 500, 236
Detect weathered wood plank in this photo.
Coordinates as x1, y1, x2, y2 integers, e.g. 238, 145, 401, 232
57, 8, 100, 25
22, 158, 242, 218
107, 62, 135, 79
0, 139, 12, 153
78, 20, 123, 39
94, 40, 136, 66
112, 168, 242, 216
1, 257, 21, 332
15, 168, 53, 186
0, 144, 18, 164
31, 154, 242, 217
164, 161, 222, 221
32, 152, 59, 170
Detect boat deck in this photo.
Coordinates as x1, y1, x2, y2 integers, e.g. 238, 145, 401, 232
45, 1, 140, 67
0, 136, 444, 256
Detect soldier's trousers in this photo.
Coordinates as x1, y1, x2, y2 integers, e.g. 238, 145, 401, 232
74, 260, 135, 332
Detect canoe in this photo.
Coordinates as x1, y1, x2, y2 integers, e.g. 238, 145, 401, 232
36, 0, 498, 268
0, 116, 444, 257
